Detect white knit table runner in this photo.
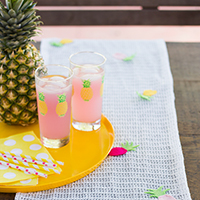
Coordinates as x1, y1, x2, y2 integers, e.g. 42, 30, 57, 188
15, 39, 191, 200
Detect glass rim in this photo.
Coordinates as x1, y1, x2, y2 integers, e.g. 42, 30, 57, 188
69, 51, 106, 67
35, 64, 74, 82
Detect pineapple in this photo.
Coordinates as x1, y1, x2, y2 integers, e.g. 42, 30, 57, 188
81, 79, 93, 101
56, 93, 68, 117
0, 0, 44, 126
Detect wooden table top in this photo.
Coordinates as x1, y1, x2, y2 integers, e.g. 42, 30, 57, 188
1, 42, 199, 200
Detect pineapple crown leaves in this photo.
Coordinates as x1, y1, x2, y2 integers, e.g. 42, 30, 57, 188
82, 79, 91, 88
123, 54, 136, 61
145, 186, 170, 198
121, 141, 140, 151
0, 0, 42, 51
102, 75, 104, 83
109, 141, 140, 156
58, 93, 66, 103
136, 91, 153, 101
38, 92, 45, 101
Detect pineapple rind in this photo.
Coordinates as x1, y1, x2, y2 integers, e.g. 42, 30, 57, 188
0, 43, 44, 126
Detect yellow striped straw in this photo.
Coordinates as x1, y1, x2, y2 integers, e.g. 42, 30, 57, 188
0, 160, 47, 178
0, 151, 64, 167
0, 153, 61, 174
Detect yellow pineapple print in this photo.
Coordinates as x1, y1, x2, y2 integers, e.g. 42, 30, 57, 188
72, 85, 74, 96
100, 75, 104, 97
81, 80, 93, 101
56, 93, 68, 117
38, 92, 48, 116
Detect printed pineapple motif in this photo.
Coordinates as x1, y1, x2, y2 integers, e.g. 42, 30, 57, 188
100, 75, 104, 97
72, 85, 74, 96
143, 90, 157, 96
38, 92, 48, 116
145, 186, 176, 200
81, 80, 93, 101
56, 94, 68, 117
109, 141, 140, 156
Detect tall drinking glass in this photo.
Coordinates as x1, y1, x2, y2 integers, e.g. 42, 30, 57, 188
69, 51, 106, 131
35, 64, 73, 148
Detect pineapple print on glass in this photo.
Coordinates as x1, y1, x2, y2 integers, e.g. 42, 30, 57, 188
35, 65, 73, 148
100, 75, 104, 97
81, 80, 93, 101
56, 94, 68, 117
72, 85, 74, 96
69, 51, 106, 131
0, 0, 44, 126
38, 92, 48, 116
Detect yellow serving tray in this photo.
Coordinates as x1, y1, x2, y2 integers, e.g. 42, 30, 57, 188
0, 114, 114, 193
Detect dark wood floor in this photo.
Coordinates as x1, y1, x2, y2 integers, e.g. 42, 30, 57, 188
0, 42, 199, 200
167, 42, 200, 200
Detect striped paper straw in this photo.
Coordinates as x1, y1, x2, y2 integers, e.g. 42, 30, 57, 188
24, 154, 64, 166
0, 151, 57, 168
0, 153, 61, 174
0, 160, 47, 178
24, 155, 64, 166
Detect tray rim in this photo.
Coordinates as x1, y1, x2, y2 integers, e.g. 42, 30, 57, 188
0, 114, 114, 193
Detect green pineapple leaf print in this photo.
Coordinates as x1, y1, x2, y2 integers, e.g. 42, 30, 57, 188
83, 80, 91, 88
58, 93, 66, 103
39, 92, 45, 101
102, 75, 104, 83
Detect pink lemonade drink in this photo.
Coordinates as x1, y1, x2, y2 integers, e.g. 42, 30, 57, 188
69, 52, 106, 131
72, 66, 104, 122
35, 65, 73, 148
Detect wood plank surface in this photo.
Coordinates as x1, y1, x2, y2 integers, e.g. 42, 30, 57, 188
37, 10, 200, 25
2, 0, 200, 25
0, 193, 15, 200
0, 42, 199, 200
2, 0, 200, 6
36, 0, 200, 6
167, 42, 200, 200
